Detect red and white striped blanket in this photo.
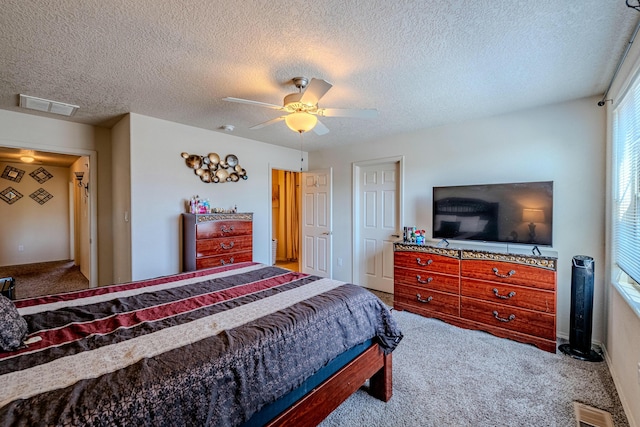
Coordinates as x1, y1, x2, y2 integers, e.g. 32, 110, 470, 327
0, 262, 401, 426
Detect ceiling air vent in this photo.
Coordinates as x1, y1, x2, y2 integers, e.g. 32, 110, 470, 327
19, 94, 79, 117
573, 402, 614, 427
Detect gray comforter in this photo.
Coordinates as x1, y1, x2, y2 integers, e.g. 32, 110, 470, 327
0, 263, 402, 426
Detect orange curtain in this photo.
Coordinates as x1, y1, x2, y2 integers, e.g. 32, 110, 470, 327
283, 171, 299, 260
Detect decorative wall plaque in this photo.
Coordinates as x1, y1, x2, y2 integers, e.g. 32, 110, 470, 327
1, 166, 25, 183
0, 187, 23, 204
180, 152, 248, 183
29, 188, 53, 205
29, 167, 53, 184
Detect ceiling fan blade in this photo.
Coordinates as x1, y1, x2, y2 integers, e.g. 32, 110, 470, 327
223, 97, 283, 110
317, 108, 378, 119
249, 116, 286, 130
312, 119, 330, 135
300, 78, 333, 105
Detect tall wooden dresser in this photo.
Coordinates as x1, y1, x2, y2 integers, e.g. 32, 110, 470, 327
182, 213, 253, 271
394, 243, 558, 352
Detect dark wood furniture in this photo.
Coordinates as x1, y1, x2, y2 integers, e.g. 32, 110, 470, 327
266, 343, 392, 426
182, 212, 253, 271
394, 243, 557, 352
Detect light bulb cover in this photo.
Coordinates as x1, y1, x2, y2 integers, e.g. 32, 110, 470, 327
285, 112, 317, 133
20, 156, 35, 163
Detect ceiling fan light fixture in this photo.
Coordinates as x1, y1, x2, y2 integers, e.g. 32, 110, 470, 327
285, 111, 317, 133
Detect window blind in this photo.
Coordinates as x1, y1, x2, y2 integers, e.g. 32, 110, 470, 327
613, 77, 640, 285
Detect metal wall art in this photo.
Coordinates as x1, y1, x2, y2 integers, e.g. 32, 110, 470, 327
29, 188, 53, 205
1, 166, 25, 183
30, 167, 53, 184
0, 187, 23, 204
180, 152, 248, 183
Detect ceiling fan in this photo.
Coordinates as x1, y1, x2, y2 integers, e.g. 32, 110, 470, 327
223, 77, 378, 135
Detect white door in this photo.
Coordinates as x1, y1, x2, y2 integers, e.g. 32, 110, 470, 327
301, 169, 332, 278
355, 160, 401, 293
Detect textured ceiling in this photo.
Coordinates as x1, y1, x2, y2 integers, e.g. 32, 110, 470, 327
0, 0, 638, 151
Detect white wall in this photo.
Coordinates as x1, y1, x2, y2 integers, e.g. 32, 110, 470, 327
127, 113, 307, 281
309, 96, 606, 344
0, 161, 71, 266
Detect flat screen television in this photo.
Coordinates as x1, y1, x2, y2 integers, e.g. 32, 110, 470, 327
432, 181, 553, 246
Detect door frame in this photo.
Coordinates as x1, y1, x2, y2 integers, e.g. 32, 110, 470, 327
0, 139, 98, 287
268, 163, 302, 270
352, 156, 404, 287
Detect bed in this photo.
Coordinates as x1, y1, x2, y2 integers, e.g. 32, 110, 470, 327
0, 262, 402, 426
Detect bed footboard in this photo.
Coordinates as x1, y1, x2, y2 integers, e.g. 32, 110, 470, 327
266, 342, 392, 427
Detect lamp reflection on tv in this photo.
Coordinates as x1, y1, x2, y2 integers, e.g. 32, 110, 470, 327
522, 208, 545, 243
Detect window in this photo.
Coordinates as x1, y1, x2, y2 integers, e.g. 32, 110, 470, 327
613, 75, 640, 288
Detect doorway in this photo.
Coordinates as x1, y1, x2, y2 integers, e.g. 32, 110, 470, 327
271, 169, 301, 272
0, 146, 96, 289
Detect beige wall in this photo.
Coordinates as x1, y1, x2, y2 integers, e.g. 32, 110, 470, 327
127, 113, 306, 281
70, 157, 90, 279
311, 95, 606, 344
110, 115, 132, 284
0, 162, 71, 266
607, 289, 640, 426
604, 19, 640, 427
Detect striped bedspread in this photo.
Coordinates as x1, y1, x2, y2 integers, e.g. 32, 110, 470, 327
0, 262, 402, 426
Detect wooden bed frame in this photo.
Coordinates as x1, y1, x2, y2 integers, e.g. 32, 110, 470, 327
266, 343, 392, 426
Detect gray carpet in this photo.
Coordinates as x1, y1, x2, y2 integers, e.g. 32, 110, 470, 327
0, 260, 89, 299
321, 310, 629, 427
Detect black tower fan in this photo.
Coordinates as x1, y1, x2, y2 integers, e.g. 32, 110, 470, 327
559, 255, 603, 361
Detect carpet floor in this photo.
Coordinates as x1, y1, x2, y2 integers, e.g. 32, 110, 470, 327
0, 260, 89, 300
321, 310, 629, 427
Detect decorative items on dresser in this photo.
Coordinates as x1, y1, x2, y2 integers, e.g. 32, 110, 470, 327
182, 213, 253, 271
393, 243, 557, 352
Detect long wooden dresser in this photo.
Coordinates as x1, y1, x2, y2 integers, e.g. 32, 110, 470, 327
393, 243, 557, 352
182, 213, 253, 271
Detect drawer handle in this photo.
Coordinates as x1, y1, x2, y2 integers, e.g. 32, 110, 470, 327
416, 294, 433, 303
220, 257, 235, 265
416, 258, 433, 266
221, 225, 235, 233
492, 311, 516, 323
492, 267, 516, 278
220, 241, 235, 250
416, 275, 433, 284
492, 288, 516, 299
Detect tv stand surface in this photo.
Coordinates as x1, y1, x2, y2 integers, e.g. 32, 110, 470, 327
393, 243, 557, 352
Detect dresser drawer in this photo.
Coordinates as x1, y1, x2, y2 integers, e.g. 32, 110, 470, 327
196, 220, 252, 239
394, 266, 459, 294
461, 278, 555, 313
460, 297, 555, 340
395, 284, 459, 316
196, 235, 252, 257
195, 251, 252, 269
394, 251, 459, 276
460, 259, 555, 291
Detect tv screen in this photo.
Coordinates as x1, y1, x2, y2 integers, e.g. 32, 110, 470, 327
432, 181, 553, 246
